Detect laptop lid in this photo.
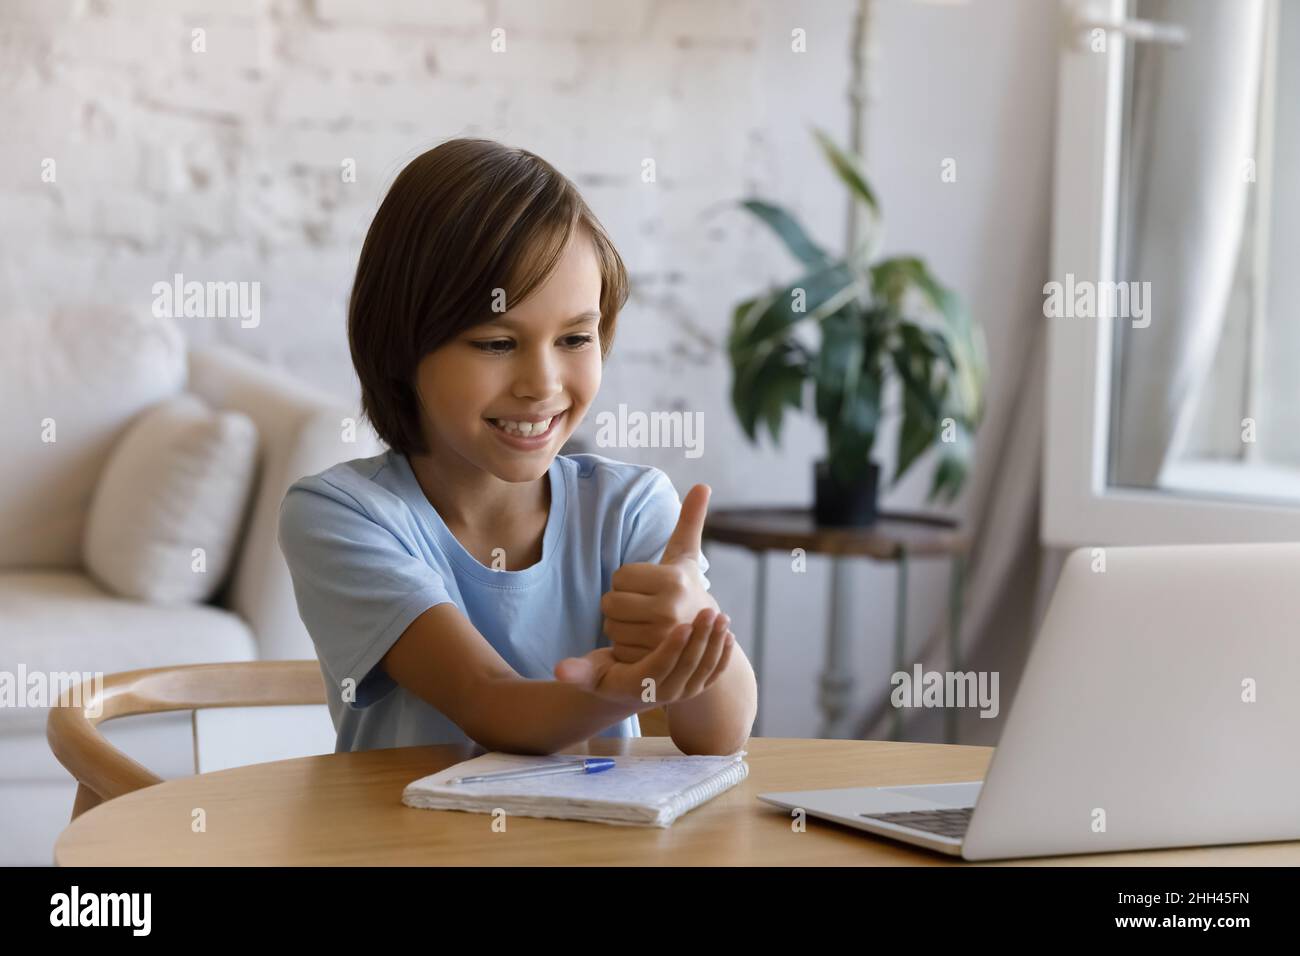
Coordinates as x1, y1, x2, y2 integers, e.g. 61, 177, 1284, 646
962, 542, 1300, 860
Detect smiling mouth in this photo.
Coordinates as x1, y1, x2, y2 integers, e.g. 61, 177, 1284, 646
485, 409, 566, 443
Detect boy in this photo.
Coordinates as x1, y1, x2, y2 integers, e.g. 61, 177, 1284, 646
278, 138, 757, 756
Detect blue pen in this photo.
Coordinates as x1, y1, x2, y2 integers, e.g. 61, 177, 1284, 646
449, 758, 616, 785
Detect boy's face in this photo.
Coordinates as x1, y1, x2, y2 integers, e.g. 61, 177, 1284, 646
412, 230, 604, 484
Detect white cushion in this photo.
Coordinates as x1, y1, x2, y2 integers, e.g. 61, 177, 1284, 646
83, 394, 259, 604
0, 310, 187, 570
0, 571, 258, 739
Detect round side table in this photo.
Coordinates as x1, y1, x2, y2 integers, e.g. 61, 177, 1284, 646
702, 507, 970, 742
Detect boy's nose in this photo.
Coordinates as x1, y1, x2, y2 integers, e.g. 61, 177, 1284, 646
512, 349, 564, 400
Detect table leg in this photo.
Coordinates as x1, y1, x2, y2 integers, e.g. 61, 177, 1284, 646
945, 554, 965, 744
750, 550, 767, 737
819, 557, 856, 739
890, 551, 910, 740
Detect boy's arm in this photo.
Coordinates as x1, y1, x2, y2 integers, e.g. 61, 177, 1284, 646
663, 636, 757, 755
380, 603, 638, 754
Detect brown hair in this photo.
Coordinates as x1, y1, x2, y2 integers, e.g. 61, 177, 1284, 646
348, 138, 629, 456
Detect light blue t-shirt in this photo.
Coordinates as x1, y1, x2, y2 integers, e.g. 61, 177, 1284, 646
276, 449, 709, 753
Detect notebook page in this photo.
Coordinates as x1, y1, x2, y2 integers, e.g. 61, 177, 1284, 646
402, 751, 749, 826
408, 752, 746, 805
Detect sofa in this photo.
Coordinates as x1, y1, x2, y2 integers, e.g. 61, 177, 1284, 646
0, 310, 380, 865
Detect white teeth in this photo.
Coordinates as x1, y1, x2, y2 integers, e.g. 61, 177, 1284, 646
492, 416, 553, 437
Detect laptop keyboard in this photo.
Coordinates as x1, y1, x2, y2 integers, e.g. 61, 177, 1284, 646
861, 807, 973, 839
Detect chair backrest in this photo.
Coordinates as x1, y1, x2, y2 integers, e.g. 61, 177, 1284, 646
47, 661, 327, 822
48, 660, 673, 823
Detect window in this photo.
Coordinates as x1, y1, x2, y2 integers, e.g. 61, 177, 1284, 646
1043, 0, 1300, 545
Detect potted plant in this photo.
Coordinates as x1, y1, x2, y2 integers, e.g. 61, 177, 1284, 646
728, 129, 988, 526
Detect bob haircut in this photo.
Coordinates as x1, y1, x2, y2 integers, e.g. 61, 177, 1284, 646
348, 137, 629, 456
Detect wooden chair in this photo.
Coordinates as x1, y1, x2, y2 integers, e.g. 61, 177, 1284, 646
48, 660, 671, 823
47, 660, 328, 822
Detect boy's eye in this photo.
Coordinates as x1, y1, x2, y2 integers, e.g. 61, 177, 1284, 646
471, 335, 595, 354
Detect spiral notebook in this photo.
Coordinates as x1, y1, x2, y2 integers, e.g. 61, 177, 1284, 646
402, 751, 749, 827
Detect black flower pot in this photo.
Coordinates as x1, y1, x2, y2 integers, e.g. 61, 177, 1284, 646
814, 459, 880, 527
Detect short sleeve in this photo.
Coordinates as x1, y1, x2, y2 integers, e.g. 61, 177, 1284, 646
619, 469, 711, 590
277, 480, 453, 709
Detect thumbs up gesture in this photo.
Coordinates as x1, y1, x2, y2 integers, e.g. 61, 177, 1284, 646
602, 484, 728, 664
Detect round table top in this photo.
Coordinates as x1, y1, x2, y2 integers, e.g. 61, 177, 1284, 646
703, 507, 969, 558
54, 737, 1300, 866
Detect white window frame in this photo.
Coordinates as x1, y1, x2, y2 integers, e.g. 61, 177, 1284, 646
1042, 0, 1300, 547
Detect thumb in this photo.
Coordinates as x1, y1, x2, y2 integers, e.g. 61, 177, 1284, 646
554, 656, 596, 689
554, 648, 610, 690
660, 483, 710, 566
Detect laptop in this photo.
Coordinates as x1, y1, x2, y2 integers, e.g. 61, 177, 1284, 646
758, 542, 1300, 860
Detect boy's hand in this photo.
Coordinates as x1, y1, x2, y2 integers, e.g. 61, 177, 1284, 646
602, 484, 722, 664
555, 608, 734, 707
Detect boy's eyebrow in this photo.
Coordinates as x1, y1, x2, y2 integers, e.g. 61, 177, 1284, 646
476, 310, 600, 330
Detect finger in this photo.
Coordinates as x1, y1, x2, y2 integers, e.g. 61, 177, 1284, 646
658, 609, 716, 700
603, 619, 663, 651
611, 642, 651, 664
658, 484, 711, 567
553, 657, 593, 687
660, 610, 717, 699
682, 613, 730, 698
554, 649, 610, 689
638, 622, 693, 695
610, 563, 677, 595
601, 589, 669, 623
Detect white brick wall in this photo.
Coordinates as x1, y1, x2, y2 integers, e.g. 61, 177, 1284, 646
1, 0, 839, 399
0, 0, 1060, 741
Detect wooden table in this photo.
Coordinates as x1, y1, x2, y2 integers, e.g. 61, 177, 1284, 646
54, 737, 1300, 866
703, 507, 970, 741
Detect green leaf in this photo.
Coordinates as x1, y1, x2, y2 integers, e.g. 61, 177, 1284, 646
759, 359, 806, 444
879, 260, 988, 430
894, 366, 938, 483
814, 308, 882, 482
812, 127, 879, 215
728, 293, 774, 359
840, 374, 882, 437
890, 331, 943, 420
814, 309, 858, 420
730, 262, 862, 378
827, 423, 875, 484
929, 423, 974, 503
871, 256, 929, 309
944, 300, 989, 429
739, 199, 829, 269
730, 338, 808, 446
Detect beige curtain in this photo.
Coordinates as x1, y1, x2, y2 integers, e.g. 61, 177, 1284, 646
1111, 0, 1268, 486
